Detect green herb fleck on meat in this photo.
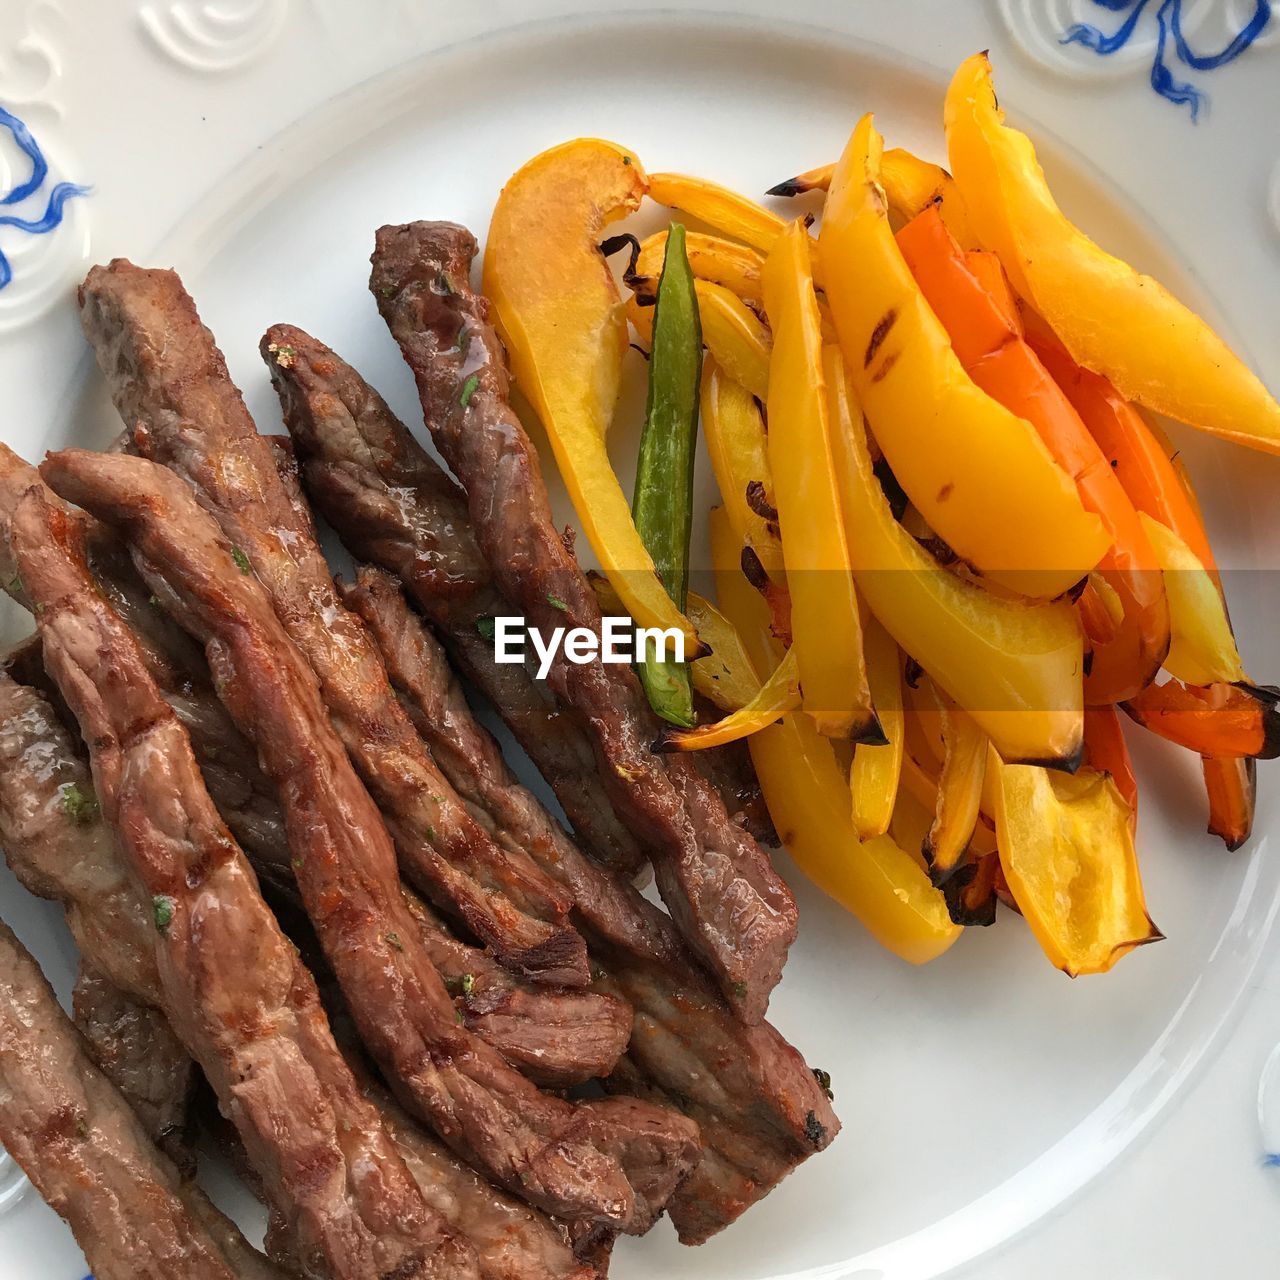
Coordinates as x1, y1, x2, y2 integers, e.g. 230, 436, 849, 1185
546, 593, 568, 612
266, 341, 296, 369
731, 980, 748, 1001
475, 616, 496, 641
812, 1067, 834, 1100
152, 895, 176, 935
230, 546, 252, 574
60, 782, 99, 825
386, 931, 404, 952
461, 973, 475, 997
459, 374, 480, 409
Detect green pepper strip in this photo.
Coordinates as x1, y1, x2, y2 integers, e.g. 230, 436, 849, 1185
633, 223, 703, 727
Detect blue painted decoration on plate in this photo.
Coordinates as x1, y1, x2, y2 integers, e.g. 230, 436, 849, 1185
1061, 0, 1273, 118
0, 105, 89, 290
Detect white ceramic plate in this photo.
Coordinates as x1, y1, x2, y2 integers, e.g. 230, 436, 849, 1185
1, 3, 1279, 1277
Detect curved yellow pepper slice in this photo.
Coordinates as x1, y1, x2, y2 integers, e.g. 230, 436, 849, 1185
711, 509, 961, 963
923, 699, 988, 884
826, 345, 1085, 765
685, 588, 764, 713
484, 139, 698, 649
648, 171, 795, 257
700, 361, 785, 584
630, 279, 771, 401
819, 114, 1108, 598
769, 148, 978, 247
1139, 513, 1245, 686
632, 229, 765, 304
946, 53, 1280, 454
657, 647, 800, 752
765, 223, 877, 740
850, 613, 905, 839
991, 749, 1161, 976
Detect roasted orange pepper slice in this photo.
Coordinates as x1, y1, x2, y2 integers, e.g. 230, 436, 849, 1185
1203, 756, 1256, 851
484, 139, 699, 649
764, 224, 878, 740
1082, 705, 1138, 834
711, 509, 961, 963
825, 342, 1085, 765
946, 52, 1280, 454
1033, 335, 1256, 844
897, 204, 1168, 703
990, 747, 1160, 976
1123, 679, 1280, 759
820, 114, 1107, 599
1031, 333, 1219, 580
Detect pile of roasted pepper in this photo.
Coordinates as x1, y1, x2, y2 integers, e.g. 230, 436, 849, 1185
483, 53, 1280, 977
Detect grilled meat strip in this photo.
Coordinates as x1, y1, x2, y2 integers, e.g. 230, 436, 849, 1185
80, 262, 587, 988
361, 1070, 595, 1280
0, 921, 286, 1280
262, 323, 643, 876
403, 892, 631, 1091
12, 486, 472, 1280
342, 566, 684, 968
0, 443, 285, 873
0, 670, 198, 1169
44, 449, 701, 1234
72, 964, 196, 1175
334, 568, 840, 1241
370, 222, 797, 1023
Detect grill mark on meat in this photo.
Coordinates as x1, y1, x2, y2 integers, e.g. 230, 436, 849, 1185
369, 222, 797, 1024
42, 448, 700, 1234
261, 323, 644, 877
0, 921, 285, 1280
79, 263, 587, 989
334, 568, 838, 1240
11, 486, 472, 1280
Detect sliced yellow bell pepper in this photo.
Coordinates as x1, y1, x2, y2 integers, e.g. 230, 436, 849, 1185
1138, 512, 1244, 687
769, 147, 978, 248
484, 139, 699, 650
657, 647, 800, 752
924, 698, 988, 885
630, 279, 771, 401
819, 114, 1108, 599
631, 229, 764, 305
990, 747, 1160, 975
946, 53, 1280, 454
711, 508, 961, 963
700, 360, 785, 585
684, 588, 762, 714
764, 223, 878, 740
850, 614, 904, 839
648, 171, 795, 258
826, 345, 1085, 765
